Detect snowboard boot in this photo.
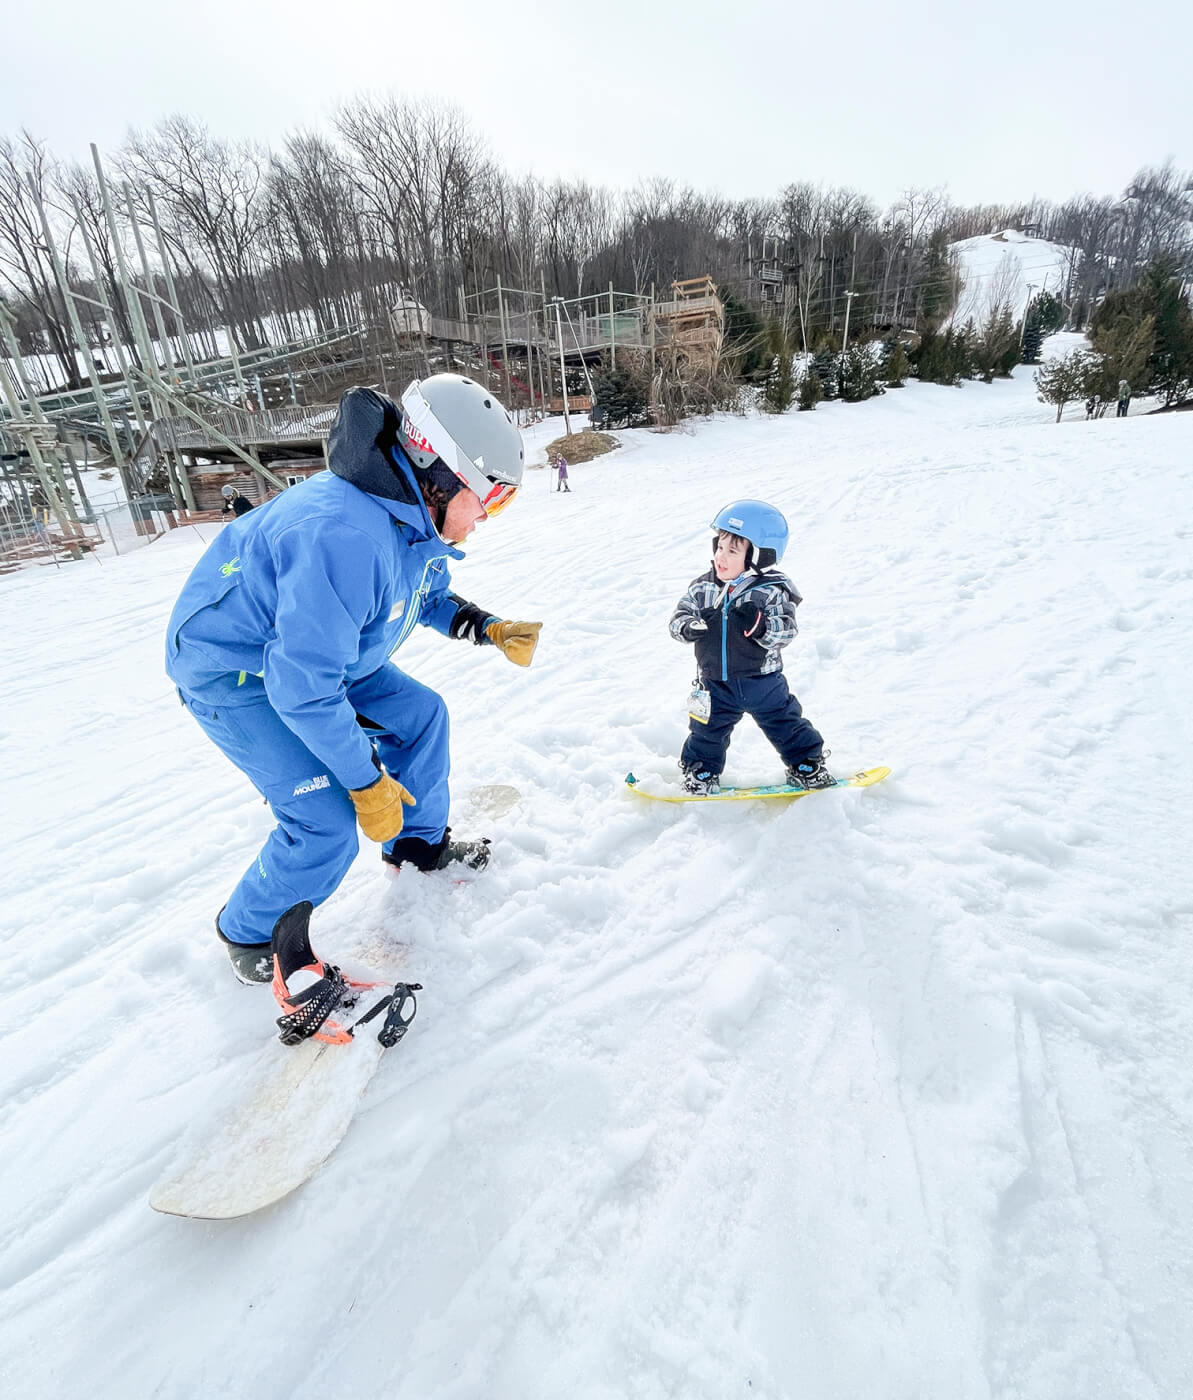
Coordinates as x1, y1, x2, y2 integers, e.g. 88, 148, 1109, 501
216, 910, 273, 985
680, 764, 721, 796
785, 752, 836, 791
270, 901, 358, 1046
383, 826, 492, 873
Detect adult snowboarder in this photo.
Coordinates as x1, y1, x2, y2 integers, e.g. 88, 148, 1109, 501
221, 483, 254, 517
166, 375, 542, 1018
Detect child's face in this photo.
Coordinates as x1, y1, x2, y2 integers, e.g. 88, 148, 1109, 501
714, 532, 749, 582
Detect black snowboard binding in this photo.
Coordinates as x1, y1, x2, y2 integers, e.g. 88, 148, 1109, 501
270, 902, 422, 1049
383, 826, 491, 873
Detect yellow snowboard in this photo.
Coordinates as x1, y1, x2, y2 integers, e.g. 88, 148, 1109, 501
625, 766, 890, 804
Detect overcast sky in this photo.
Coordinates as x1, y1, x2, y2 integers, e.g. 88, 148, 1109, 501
4, 0, 1190, 210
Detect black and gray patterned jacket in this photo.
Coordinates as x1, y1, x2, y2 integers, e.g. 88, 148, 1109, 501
669, 568, 802, 680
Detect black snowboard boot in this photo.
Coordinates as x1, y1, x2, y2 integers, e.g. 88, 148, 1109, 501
680, 764, 721, 795
383, 826, 492, 873
215, 910, 273, 985
785, 753, 836, 790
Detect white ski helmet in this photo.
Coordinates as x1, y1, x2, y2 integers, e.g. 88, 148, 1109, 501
221, 484, 236, 499
399, 374, 524, 517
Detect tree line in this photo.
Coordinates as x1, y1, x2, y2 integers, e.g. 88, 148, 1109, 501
1, 98, 1190, 396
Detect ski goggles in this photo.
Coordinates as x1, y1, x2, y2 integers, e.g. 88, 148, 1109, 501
400, 382, 520, 516
480, 479, 518, 518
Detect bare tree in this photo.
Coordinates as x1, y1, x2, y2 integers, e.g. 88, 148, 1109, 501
121, 116, 271, 352
0, 132, 79, 387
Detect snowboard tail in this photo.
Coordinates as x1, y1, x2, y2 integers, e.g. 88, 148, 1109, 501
624, 765, 890, 803
150, 979, 421, 1220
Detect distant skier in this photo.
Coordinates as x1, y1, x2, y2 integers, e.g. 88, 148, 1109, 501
1116, 379, 1131, 418
669, 499, 834, 795
166, 375, 542, 1037
554, 454, 571, 491
1084, 395, 1101, 420
221, 483, 254, 517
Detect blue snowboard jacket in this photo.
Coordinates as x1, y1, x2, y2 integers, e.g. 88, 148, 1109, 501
166, 387, 477, 793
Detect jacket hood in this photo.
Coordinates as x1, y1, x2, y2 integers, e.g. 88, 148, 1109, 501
326, 386, 463, 556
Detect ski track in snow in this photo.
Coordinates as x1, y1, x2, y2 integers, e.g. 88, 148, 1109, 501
1, 347, 1192, 1399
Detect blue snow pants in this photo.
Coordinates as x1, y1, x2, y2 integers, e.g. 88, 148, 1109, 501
179, 666, 450, 946
680, 671, 823, 778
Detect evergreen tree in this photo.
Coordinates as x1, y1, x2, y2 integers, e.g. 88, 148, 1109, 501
1089, 314, 1155, 404
1140, 257, 1193, 406
1089, 256, 1193, 406
1026, 291, 1065, 335
882, 339, 910, 387
761, 322, 796, 413
838, 343, 884, 402
593, 365, 649, 428
1035, 349, 1098, 422
797, 367, 823, 411
973, 303, 1019, 382
1021, 321, 1044, 364
918, 229, 962, 329
811, 348, 838, 399
915, 327, 972, 386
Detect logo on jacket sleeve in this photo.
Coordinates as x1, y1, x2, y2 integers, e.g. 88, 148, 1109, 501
389, 599, 406, 621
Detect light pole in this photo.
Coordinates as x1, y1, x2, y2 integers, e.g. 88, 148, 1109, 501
1019, 282, 1038, 348
552, 297, 572, 437
840, 289, 858, 363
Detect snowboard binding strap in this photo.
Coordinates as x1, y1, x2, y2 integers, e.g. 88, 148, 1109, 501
269, 902, 422, 1048
352, 982, 422, 1047
275, 965, 357, 1046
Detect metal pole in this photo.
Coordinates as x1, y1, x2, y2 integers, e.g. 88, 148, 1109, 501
841, 290, 857, 361
0, 360, 81, 554
129, 369, 289, 488
28, 178, 137, 517
124, 184, 195, 510
609, 282, 616, 371
68, 195, 153, 459
145, 185, 197, 384
496, 277, 511, 407
552, 299, 572, 437
91, 146, 157, 380
91, 142, 166, 507
1019, 283, 1037, 349
649, 282, 656, 377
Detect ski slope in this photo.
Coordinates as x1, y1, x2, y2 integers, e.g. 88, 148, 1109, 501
1, 346, 1192, 1400
948, 228, 1072, 327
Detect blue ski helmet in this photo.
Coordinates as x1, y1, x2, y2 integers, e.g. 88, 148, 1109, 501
710, 499, 788, 568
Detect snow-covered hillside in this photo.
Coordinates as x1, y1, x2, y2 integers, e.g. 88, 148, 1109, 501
1, 351, 1191, 1400
949, 228, 1072, 327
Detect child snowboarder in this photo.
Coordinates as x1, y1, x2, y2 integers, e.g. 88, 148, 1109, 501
669, 499, 832, 795
554, 454, 571, 491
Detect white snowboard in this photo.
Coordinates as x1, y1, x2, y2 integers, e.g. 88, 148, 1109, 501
150, 1031, 386, 1219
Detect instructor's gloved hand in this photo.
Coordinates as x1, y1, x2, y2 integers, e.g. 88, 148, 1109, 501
485, 619, 542, 667
349, 772, 416, 842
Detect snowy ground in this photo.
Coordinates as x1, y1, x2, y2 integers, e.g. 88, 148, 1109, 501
1, 346, 1191, 1400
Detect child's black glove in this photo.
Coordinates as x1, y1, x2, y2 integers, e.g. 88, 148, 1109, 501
677, 615, 709, 642
730, 601, 767, 644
